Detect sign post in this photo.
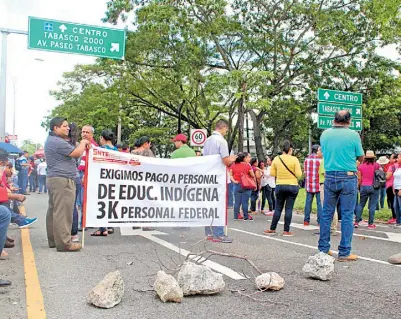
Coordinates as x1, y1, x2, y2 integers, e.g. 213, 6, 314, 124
190, 129, 208, 147
317, 88, 363, 131
28, 17, 126, 60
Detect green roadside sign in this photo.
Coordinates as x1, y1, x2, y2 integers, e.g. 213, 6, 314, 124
318, 102, 362, 118
317, 88, 362, 105
28, 17, 126, 60
317, 115, 362, 131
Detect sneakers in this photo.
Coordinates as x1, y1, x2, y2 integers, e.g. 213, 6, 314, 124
283, 231, 294, 237
71, 235, 79, 242
206, 235, 213, 241
263, 229, 276, 235
303, 221, 310, 226
244, 216, 254, 221
388, 218, 396, 224
354, 222, 359, 228
212, 236, 233, 243
238, 214, 244, 220
338, 253, 358, 262
18, 217, 38, 229
394, 224, 401, 229
327, 250, 333, 256
367, 224, 376, 229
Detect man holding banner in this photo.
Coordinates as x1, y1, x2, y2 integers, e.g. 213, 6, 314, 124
203, 119, 236, 243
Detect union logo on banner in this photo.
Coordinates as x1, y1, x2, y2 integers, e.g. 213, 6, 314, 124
93, 148, 141, 166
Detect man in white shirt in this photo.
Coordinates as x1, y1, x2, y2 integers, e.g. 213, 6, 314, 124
37, 159, 47, 194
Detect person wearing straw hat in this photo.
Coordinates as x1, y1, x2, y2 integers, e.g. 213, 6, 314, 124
355, 150, 381, 229
376, 156, 390, 211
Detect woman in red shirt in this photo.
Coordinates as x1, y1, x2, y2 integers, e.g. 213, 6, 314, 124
355, 151, 380, 229
230, 152, 255, 221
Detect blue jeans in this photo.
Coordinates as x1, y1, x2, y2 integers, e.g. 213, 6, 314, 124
18, 169, 28, 194
228, 183, 234, 208
304, 192, 322, 224
0, 205, 11, 255
377, 187, 386, 209
38, 175, 47, 193
29, 173, 37, 192
318, 172, 357, 257
204, 226, 225, 238
71, 182, 82, 236
270, 185, 299, 232
394, 190, 401, 224
233, 183, 252, 219
250, 189, 260, 212
356, 186, 379, 224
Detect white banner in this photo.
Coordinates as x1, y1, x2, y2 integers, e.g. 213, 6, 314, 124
85, 147, 227, 227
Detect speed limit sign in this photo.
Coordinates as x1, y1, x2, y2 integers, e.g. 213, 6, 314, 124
190, 129, 208, 147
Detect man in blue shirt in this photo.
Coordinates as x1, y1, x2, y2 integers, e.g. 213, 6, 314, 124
17, 151, 30, 195
319, 110, 364, 261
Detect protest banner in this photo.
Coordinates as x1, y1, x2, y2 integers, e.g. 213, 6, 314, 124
83, 147, 227, 228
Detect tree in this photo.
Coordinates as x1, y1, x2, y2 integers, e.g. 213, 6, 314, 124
20, 140, 42, 155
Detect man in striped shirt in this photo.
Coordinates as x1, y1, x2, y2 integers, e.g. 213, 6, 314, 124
303, 144, 322, 226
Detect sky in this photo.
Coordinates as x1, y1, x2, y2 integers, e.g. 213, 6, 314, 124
0, 0, 399, 147
0, 0, 129, 146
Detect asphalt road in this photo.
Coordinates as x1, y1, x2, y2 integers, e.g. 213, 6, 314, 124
1, 194, 401, 319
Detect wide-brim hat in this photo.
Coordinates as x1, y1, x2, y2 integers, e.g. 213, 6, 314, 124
365, 150, 376, 159
377, 156, 390, 165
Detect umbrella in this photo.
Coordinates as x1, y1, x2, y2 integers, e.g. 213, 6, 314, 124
0, 142, 22, 154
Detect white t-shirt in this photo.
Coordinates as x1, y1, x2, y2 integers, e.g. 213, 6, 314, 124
37, 162, 47, 176
393, 166, 401, 189
266, 166, 276, 188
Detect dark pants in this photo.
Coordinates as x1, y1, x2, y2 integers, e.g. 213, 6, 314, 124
250, 189, 260, 212
387, 187, 396, 219
394, 190, 401, 225
228, 183, 234, 208
0, 206, 11, 256
304, 192, 322, 224
318, 172, 357, 257
233, 184, 252, 219
71, 182, 82, 236
0, 202, 25, 226
270, 185, 299, 232
38, 175, 47, 193
29, 173, 37, 192
355, 186, 379, 225
18, 169, 28, 194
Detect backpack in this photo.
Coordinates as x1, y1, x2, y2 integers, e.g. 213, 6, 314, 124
15, 159, 22, 171
373, 167, 386, 189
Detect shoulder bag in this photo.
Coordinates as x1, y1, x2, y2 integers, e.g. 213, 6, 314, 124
240, 164, 257, 190
278, 156, 297, 178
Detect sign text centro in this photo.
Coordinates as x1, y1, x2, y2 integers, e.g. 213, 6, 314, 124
317, 88, 362, 106
28, 17, 126, 60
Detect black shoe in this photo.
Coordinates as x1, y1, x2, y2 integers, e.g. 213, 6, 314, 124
0, 279, 11, 287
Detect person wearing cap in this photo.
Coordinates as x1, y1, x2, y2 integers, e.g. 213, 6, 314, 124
319, 110, 364, 262
171, 134, 196, 159
376, 156, 390, 211
303, 144, 322, 226
354, 150, 381, 229
45, 117, 90, 252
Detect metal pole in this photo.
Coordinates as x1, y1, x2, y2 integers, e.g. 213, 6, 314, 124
0, 31, 8, 141
308, 125, 312, 155
13, 81, 16, 136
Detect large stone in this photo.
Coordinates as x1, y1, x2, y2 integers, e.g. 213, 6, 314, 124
388, 253, 401, 264
154, 271, 183, 303
88, 271, 124, 308
177, 262, 225, 296
255, 272, 285, 291
302, 252, 335, 281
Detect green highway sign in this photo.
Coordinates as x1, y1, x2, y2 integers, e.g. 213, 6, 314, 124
318, 115, 362, 131
28, 17, 126, 59
317, 88, 362, 106
318, 102, 362, 118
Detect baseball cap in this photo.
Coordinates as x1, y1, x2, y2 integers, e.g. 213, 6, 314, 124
171, 134, 187, 143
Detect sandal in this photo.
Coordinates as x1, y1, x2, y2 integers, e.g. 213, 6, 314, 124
107, 228, 114, 234
91, 230, 108, 236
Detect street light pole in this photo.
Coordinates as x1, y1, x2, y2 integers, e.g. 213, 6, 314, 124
0, 31, 9, 141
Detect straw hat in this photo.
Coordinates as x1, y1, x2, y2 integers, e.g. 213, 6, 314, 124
365, 150, 376, 159
377, 156, 390, 165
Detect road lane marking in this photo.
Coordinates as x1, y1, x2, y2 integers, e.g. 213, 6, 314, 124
230, 228, 401, 267
279, 221, 320, 231
20, 206, 46, 318
120, 228, 245, 280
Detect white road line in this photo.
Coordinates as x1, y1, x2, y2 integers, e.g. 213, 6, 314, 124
280, 221, 320, 231
120, 228, 245, 280
229, 228, 401, 267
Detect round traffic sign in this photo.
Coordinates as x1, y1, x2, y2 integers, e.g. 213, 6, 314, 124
191, 129, 207, 146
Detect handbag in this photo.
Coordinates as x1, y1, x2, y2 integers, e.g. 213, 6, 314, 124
240, 172, 257, 190
0, 186, 8, 203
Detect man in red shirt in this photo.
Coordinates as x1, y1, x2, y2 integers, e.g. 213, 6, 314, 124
303, 145, 322, 226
